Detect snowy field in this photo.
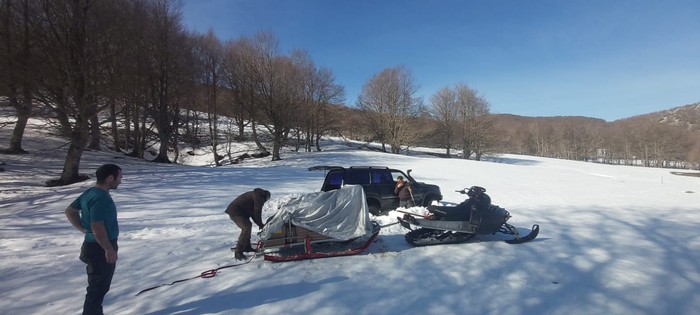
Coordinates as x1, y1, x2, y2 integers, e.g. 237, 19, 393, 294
1, 113, 699, 315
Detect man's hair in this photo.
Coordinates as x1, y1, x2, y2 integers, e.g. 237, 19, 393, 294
96, 164, 121, 184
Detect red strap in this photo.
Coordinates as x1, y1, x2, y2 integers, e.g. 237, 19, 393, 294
200, 269, 218, 278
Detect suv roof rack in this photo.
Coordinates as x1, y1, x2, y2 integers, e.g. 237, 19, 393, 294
348, 166, 389, 169
308, 165, 344, 171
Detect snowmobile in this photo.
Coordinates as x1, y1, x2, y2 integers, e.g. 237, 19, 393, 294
397, 186, 539, 246
256, 185, 380, 262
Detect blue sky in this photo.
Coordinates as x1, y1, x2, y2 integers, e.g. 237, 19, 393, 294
180, 0, 700, 121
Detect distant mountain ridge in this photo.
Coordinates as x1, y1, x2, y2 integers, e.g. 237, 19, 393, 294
619, 102, 700, 131
492, 102, 700, 131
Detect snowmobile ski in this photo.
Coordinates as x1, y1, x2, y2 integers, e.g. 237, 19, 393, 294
504, 224, 539, 244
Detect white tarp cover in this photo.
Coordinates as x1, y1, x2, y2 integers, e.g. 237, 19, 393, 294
258, 185, 373, 241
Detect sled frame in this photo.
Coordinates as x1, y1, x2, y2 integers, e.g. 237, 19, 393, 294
257, 221, 381, 262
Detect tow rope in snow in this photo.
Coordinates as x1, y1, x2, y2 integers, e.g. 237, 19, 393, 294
135, 245, 260, 296
379, 221, 400, 228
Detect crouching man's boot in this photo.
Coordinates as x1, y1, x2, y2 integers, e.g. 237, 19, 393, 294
234, 251, 246, 261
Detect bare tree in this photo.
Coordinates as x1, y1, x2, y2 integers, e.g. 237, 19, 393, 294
34, 0, 129, 185
143, 0, 191, 163
221, 38, 251, 140
556, 123, 601, 160
291, 50, 316, 152
628, 121, 691, 167
430, 87, 459, 156
192, 29, 224, 165
686, 135, 700, 169
357, 65, 421, 154
110, 0, 152, 155
291, 50, 345, 152
0, 0, 37, 154
310, 67, 344, 151
228, 32, 318, 160
256, 55, 305, 160
227, 32, 280, 155
454, 84, 491, 160
337, 106, 372, 141
525, 122, 556, 157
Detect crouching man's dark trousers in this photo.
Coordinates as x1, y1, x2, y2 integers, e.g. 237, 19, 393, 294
80, 239, 118, 315
230, 214, 252, 253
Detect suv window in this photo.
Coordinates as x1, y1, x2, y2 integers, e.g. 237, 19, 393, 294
391, 171, 406, 182
371, 169, 393, 184
326, 171, 343, 190
345, 170, 370, 185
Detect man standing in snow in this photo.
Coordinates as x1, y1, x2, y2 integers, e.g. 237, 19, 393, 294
65, 164, 122, 315
225, 188, 271, 260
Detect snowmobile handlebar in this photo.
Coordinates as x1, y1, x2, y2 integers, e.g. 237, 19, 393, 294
455, 189, 469, 195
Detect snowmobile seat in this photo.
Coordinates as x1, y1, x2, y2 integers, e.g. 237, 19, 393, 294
426, 204, 470, 221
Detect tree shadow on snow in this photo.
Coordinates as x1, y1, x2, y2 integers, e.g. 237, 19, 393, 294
480, 155, 540, 165
143, 276, 349, 315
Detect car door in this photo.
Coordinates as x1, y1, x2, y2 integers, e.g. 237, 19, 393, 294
371, 169, 399, 210
405, 174, 426, 204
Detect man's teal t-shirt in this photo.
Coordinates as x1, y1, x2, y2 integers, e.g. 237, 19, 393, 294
70, 187, 119, 242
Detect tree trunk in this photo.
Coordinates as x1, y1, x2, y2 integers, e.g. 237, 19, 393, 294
208, 114, 221, 166
109, 97, 120, 151
250, 120, 269, 154
128, 106, 145, 158
152, 132, 171, 163
48, 120, 90, 186
272, 135, 282, 161
123, 103, 130, 151
6, 0, 34, 154
7, 97, 31, 154
271, 128, 288, 161
238, 123, 245, 140
87, 113, 100, 150
294, 129, 301, 152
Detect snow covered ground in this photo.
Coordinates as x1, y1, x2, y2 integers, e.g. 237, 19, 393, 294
1, 112, 700, 315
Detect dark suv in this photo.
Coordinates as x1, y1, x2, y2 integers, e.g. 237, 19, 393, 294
309, 166, 443, 215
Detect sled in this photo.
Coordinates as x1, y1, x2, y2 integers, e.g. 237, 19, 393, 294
397, 186, 539, 246
256, 185, 379, 262
257, 221, 381, 262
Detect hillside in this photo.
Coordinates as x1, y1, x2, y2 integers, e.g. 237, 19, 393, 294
618, 102, 700, 131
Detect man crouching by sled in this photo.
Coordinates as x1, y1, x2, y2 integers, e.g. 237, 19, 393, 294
225, 188, 271, 260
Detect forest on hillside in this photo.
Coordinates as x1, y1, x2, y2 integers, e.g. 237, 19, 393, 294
334, 103, 700, 169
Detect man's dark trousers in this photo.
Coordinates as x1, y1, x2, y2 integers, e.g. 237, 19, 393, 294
80, 239, 118, 315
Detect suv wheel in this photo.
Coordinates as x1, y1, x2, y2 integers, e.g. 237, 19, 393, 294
368, 202, 381, 216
